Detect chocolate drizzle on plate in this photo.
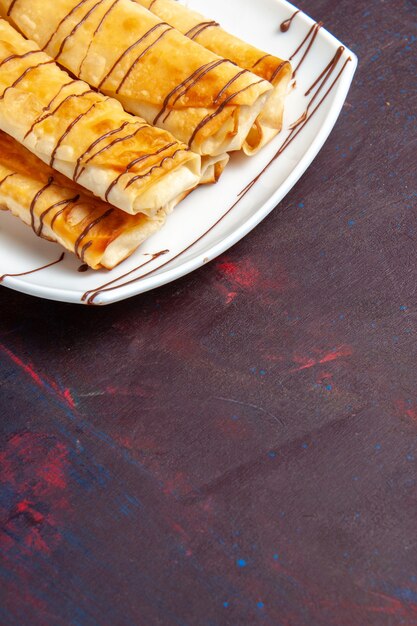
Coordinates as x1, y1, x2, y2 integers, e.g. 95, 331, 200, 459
0, 252, 65, 283
81, 249, 169, 304
289, 21, 323, 77
280, 10, 299, 32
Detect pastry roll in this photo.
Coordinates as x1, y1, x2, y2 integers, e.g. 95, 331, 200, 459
134, 0, 292, 152
0, 131, 166, 269
0, 19, 201, 216
1, 0, 273, 156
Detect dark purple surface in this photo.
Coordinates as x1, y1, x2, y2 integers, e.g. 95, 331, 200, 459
1, 0, 417, 624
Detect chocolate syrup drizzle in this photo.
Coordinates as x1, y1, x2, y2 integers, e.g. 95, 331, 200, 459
55, 0, 111, 60
188, 79, 264, 148
6, 0, 20, 15
24, 88, 96, 140
153, 59, 230, 125
81, 249, 169, 304
29, 176, 54, 231
8, 0, 269, 147
252, 54, 272, 69
73, 120, 131, 179
185, 21, 220, 40
0, 253, 65, 283
42, 0, 93, 51
75, 124, 148, 181
49, 98, 104, 167
74, 207, 114, 259
289, 21, 323, 76
0, 60, 54, 101
36, 194, 80, 237
98, 22, 172, 90
80, 41, 351, 304
124, 147, 183, 189
0, 50, 39, 70
78, 0, 121, 74
104, 141, 177, 200
115, 25, 173, 94
280, 10, 299, 32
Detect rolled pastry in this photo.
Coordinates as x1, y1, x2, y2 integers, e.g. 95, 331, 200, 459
0, 131, 166, 269
1, 0, 273, 156
134, 0, 292, 153
0, 19, 201, 216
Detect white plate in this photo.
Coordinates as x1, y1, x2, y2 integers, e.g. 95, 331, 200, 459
0, 0, 357, 305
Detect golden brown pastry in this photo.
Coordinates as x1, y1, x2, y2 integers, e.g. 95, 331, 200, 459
0, 131, 166, 269
0, 19, 201, 216
0, 0, 273, 156
134, 0, 292, 152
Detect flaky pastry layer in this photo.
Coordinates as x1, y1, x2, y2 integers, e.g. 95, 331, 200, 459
1, 0, 273, 156
134, 0, 292, 153
0, 19, 201, 215
0, 130, 166, 269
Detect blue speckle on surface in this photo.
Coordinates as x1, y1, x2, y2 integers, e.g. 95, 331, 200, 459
231, 415, 240, 420
298, 202, 305, 208
236, 558, 247, 568
348, 219, 356, 227
269, 451, 277, 459
391, 587, 417, 603
400, 305, 408, 311
407, 454, 414, 462
259, 370, 266, 376
273, 553, 279, 561
257, 602, 265, 609
375, 443, 382, 451
302, 442, 309, 449
325, 384, 333, 391
223, 602, 229, 608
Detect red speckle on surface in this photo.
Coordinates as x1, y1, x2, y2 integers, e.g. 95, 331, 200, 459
0, 342, 76, 411
291, 345, 353, 372
13, 500, 45, 524
0, 432, 69, 555
215, 256, 288, 304
394, 399, 417, 421
62, 388, 76, 409
216, 260, 260, 289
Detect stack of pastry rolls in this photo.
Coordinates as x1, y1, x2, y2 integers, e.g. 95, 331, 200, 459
0, 1, 291, 269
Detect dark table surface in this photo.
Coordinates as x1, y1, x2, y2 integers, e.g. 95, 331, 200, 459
1, 0, 416, 624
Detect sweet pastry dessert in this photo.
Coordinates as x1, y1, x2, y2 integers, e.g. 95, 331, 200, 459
0, 131, 165, 269
0, 0, 273, 156
134, 0, 292, 151
0, 19, 202, 217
